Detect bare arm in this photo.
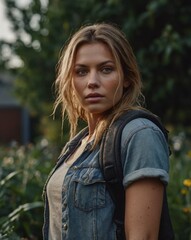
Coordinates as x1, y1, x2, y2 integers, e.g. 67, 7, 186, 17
125, 178, 164, 240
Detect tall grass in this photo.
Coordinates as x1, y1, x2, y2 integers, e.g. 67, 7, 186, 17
168, 130, 191, 239
0, 131, 191, 239
0, 140, 57, 239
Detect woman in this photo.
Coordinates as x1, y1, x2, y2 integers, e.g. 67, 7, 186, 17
43, 23, 171, 240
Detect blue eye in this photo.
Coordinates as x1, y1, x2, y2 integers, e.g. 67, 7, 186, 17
75, 68, 88, 76
101, 66, 114, 74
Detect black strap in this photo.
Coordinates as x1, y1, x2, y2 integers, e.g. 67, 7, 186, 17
99, 110, 174, 240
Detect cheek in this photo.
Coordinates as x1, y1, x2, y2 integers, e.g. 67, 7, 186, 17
109, 81, 124, 104
108, 79, 123, 97
72, 80, 86, 104
72, 79, 81, 95
115, 88, 123, 102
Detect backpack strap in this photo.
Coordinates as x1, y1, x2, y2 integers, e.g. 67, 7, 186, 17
99, 109, 174, 240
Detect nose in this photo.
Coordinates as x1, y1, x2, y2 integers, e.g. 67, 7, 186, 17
87, 70, 100, 88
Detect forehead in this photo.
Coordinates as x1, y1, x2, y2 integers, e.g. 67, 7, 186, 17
74, 42, 115, 64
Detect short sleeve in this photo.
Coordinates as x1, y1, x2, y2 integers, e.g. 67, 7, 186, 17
121, 119, 170, 188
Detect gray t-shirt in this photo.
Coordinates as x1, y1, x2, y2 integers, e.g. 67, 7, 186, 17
46, 136, 91, 240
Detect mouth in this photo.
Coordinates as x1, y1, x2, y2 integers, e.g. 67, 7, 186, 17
86, 93, 103, 98
85, 93, 104, 102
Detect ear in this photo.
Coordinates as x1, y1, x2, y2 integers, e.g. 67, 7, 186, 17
123, 78, 130, 88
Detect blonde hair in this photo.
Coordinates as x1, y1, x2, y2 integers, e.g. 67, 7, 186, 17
54, 23, 145, 146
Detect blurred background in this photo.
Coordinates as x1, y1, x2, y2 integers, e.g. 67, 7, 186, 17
0, 0, 191, 239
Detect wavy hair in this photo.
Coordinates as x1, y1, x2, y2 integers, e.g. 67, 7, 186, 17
53, 23, 145, 146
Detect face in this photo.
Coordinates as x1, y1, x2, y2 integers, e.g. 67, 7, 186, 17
72, 42, 129, 120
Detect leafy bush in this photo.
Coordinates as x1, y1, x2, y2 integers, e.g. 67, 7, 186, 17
0, 140, 57, 239
168, 130, 191, 239
0, 131, 191, 239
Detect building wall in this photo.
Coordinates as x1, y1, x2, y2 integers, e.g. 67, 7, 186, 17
0, 107, 22, 144
0, 72, 30, 145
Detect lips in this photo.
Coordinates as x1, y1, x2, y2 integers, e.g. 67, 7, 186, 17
85, 93, 103, 99
85, 93, 104, 102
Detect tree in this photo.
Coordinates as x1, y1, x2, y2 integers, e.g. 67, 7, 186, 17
1, 0, 191, 142
128, 0, 191, 124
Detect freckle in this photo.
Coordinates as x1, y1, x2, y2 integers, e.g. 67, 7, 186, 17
147, 206, 150, 210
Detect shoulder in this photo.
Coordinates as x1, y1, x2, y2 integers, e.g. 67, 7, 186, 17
120, 117, 170, 158
121, 118, 170, 186
60, 127, 88, 156
121, 118, 167, 145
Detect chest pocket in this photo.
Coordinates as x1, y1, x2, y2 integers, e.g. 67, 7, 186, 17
73, 167, 106, 212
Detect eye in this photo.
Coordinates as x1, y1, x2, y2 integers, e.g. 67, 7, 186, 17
75, 68, 88, 76
101, 66, 114, 74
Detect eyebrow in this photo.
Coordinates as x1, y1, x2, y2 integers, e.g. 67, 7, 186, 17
74, 60, 115, 68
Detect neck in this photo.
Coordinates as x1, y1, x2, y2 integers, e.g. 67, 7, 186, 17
87, 115, 101, 136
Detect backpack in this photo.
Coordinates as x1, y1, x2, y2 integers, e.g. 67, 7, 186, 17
99, 109, 174, 240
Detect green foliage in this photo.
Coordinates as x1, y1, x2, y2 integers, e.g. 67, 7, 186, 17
0, 131, 191, 239
132, 0, 191, 124
0, 140, 57, 239
0, 0, 191, 141
168, 129, 191, 239
3, 0, 55, 115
